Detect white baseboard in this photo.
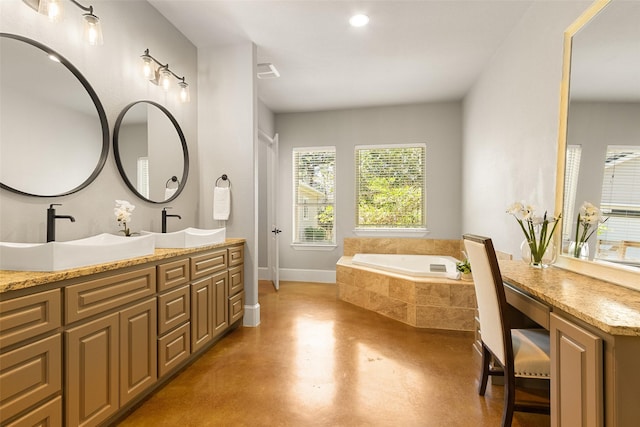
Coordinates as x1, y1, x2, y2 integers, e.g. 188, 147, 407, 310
243, 303, 260, 327
279, 268, 336, 283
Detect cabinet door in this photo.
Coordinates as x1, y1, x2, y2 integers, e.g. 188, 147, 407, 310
66, 313, 119, 427
212, 270, 229, 338
550, 312, 603, 427
191, 277, 213, 353
119, 298, 157, 407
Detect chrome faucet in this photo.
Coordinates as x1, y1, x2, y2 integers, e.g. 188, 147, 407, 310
47, 204, 75, 242
162, 207, 181, 233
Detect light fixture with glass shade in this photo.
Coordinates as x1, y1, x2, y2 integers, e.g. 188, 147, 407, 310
23, 0, 103, 45
140, 49, 190, 103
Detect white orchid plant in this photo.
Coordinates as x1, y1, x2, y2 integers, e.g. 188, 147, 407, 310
573, 201, 607, 258
506, 201, 561, 265
114, 200, 136, 236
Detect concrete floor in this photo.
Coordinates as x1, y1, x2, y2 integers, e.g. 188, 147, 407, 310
117, 281, 549, 426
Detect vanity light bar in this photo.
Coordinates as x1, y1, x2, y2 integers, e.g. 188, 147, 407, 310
141, 49, 190, 103
23, 0, 103, 45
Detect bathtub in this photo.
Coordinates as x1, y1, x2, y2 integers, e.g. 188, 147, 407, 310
351, 253, 461, 280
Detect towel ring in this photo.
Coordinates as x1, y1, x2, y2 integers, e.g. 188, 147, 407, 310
215, 174, 231, 188
165, 176, 179, 188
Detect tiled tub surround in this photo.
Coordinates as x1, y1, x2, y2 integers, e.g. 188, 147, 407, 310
338, 238, 475, 331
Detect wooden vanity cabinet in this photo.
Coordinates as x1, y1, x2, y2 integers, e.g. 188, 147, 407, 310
65, 268, 158, 427
0, 240, 245, 427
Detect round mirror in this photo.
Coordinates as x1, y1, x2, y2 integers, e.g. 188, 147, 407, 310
0, 33, 109, 197
113, 101, 189, 204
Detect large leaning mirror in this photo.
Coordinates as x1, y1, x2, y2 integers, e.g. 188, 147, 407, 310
0, 33, 109, 197
114, 101, 189, 204
555, 0, 640, 288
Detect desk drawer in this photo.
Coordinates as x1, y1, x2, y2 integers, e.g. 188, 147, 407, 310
228, 265, 244, 296
504, 283, 550, 329
158, 285, 190, 335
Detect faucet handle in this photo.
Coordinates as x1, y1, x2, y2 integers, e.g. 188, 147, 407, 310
163, 207, 172, 211
49, 203, 62, 209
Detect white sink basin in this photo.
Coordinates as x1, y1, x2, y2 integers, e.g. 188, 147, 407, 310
143, 227, 226, 248
0, 233, 155, 272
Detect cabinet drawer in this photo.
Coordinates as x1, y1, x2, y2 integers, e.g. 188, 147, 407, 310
65, 267, 156, 324
504, 283, 550, 329
157, 258, 190, 292
0, 289, 61, 348
158, 322, 191, 378
0, 334, 62, 424
190, 249, 227, 280
158, 285, 190, 335
229, 291, 245, 325
228, 245, 244, 267
228, 265, 244, 296
4, 396, 62, 427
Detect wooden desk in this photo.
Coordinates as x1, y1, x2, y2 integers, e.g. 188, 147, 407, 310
499, 260, 640, 427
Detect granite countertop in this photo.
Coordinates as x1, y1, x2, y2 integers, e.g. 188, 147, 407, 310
499, 260, 640, 337
0, 238, 245, 294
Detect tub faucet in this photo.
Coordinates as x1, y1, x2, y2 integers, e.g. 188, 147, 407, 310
47, 204, 76, 242
162, 207, 181, 233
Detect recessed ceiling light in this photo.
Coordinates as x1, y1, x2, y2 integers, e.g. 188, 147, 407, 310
349, 14, 369, 27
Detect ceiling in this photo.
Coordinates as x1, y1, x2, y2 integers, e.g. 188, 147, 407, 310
149, 0, 534, 113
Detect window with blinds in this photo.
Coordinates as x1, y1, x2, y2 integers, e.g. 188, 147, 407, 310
355, 144, 426, 229
562, 145, 582, 241
292, 147, 336, 245
597, 146, 640, 262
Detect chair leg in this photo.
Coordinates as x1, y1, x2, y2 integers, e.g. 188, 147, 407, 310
501, 365, 516, 427
478, 343, 490, 396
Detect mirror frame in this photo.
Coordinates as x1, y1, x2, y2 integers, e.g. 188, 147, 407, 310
113, 100, 189, 204
0, 33, 109, 197
554, 0, 640, 290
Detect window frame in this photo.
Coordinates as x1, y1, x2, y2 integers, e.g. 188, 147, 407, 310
354, 143, 427, 234
291, 146, 337, 248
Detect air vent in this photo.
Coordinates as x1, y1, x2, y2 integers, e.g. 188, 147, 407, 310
257, 63, 280, 79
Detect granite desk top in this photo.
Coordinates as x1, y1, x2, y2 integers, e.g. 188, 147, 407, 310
0, 238, 245, 294
499, 260, 640, 337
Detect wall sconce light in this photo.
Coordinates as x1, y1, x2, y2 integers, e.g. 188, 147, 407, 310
23, 0, 103, 45
140, 49, 190, 103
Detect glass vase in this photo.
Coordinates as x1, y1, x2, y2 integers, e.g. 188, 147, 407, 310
568, 241, 589, 260
520, 239, 557, 268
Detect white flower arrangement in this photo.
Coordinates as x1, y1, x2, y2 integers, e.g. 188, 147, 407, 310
572, 201, 607, 258
506, 201, 561, 266
114, 200, 136, 236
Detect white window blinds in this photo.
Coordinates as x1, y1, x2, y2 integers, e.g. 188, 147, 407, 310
355, 144, 426, 229
597, 146, 640, 261
562, 145, 582, 241
292, 147, 336, 245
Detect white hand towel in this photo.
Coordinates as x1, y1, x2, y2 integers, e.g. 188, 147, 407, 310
165, 187, 177, 200
213, 187, 231, 220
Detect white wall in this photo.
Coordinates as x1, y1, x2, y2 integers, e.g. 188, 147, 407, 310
197, 43, 259, 326
0, 0, 199, 242
276, 102, 463, 272
462, 1, 591, 258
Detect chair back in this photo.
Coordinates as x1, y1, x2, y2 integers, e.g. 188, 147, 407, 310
463, 234, 511, 367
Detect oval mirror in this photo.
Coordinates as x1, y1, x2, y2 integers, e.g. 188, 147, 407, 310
113, 101, 189, 204
0, 33, 109, 197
